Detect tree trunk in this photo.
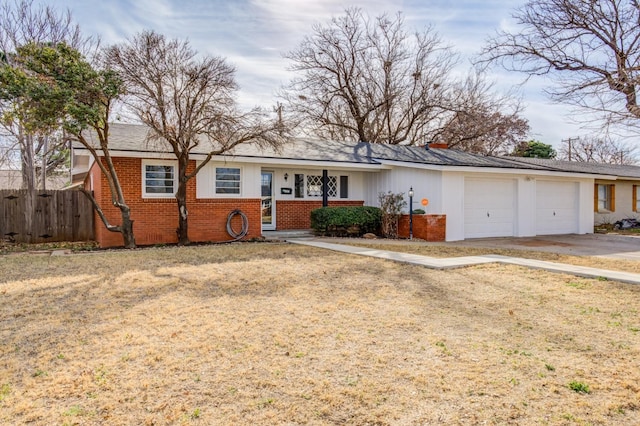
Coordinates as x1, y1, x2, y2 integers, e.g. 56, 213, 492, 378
80, 188, 136, 249
176, 182, 189, 245
18, 128, 36, 241
40, 135, 48, 190
175, 155, 190, 245
20, 132, 36, 191
24, 189, 35, 241
120, 205, 136, 249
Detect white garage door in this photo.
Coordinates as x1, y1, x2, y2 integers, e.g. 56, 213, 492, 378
536, 180, 578, 235
464, 178, 515, 239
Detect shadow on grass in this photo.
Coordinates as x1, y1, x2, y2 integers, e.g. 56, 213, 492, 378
0, 242, 316, 283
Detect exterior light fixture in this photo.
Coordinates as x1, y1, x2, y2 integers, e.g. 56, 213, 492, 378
284, 173, 289, 181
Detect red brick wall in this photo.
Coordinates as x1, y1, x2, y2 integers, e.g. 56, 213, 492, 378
90, 157, 261, 248
398, 214, 446, 242
275, 200, 365, 230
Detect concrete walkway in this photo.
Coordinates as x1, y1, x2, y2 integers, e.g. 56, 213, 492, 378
290, 240, 640, 285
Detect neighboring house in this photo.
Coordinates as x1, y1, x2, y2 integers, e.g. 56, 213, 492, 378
504, 157, 640, 225
73, 123, 625, 248
0, 170, 22, 189
0, 169, 69, 190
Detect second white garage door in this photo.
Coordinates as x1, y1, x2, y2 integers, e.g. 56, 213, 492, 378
536, 180, 578, 235
464, 178, 516, 239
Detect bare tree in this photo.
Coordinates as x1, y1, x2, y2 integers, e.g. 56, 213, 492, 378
282, 8, 527, 151
482, 0, 640, 131
0, 0, 96, 190
434, 72, 530, 155
107, 31, 286, 245
438, 109, 529, 155
558, 136, 638, 164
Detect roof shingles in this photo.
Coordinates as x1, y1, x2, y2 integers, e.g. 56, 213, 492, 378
73, 123, 638, 177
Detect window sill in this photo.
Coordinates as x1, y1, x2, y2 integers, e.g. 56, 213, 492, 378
143, 192, 177, 201
213, 193, 242, 198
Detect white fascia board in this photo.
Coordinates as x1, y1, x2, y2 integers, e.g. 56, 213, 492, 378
73, 148, 176, 160
73, 148, 387, 171
597, 176, 640, 182
212, 155, 387, 170
374, 159, 617, 180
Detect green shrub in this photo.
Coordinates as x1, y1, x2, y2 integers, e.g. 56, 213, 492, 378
412, 209, 426, 214
310, 206, 382, 237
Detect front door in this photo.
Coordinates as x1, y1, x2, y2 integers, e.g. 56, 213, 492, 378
261, 171, 275, 230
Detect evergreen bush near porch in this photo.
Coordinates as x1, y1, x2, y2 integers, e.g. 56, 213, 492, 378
310, 206, 382, 237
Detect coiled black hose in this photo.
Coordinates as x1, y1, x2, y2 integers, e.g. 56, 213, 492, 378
226, 209, 249, 240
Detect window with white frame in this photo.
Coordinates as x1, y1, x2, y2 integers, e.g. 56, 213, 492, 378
143, 161, 177, 197
216, 167, 241, 194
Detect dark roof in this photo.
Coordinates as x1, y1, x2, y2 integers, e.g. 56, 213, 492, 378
228, 137, 552, 170
503, 157, 640, 179
75, 123, 551, 170
365, 143, 550, 169
74, 123, 638, 177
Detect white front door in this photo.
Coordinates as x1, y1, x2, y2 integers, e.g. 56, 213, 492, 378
261, 171, 275, 230
464, 178, 516, 238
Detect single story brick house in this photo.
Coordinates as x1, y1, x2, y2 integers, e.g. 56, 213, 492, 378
71, 123, 639, 247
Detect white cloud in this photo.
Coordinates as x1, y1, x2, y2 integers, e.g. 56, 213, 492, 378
43, 0, 585, 144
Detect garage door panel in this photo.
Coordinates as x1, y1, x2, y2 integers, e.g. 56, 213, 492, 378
540, 196, 575, 209
464, 178, 515, 239
536, 181, 578, 235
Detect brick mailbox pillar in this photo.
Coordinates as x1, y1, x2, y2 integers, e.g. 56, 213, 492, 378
398, 214, 446, 241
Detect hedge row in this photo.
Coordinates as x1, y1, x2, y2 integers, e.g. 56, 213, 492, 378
310, 206, 382, 237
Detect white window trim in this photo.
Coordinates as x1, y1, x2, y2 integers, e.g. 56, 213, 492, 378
142, 159, 178, 199
215, 166, 242, 197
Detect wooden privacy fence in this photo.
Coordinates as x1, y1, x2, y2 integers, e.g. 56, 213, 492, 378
0, 189, 94, 243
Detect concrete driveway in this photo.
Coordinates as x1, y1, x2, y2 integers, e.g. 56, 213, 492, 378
449, 233, 640, 260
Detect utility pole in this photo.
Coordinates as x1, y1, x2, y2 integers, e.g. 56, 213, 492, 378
562, 137, 579, 161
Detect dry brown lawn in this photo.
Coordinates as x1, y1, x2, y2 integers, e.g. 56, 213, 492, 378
1, 243, 639, 425
338, 241, 640, 274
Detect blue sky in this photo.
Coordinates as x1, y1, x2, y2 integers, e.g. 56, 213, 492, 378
49, 0, 587, 147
